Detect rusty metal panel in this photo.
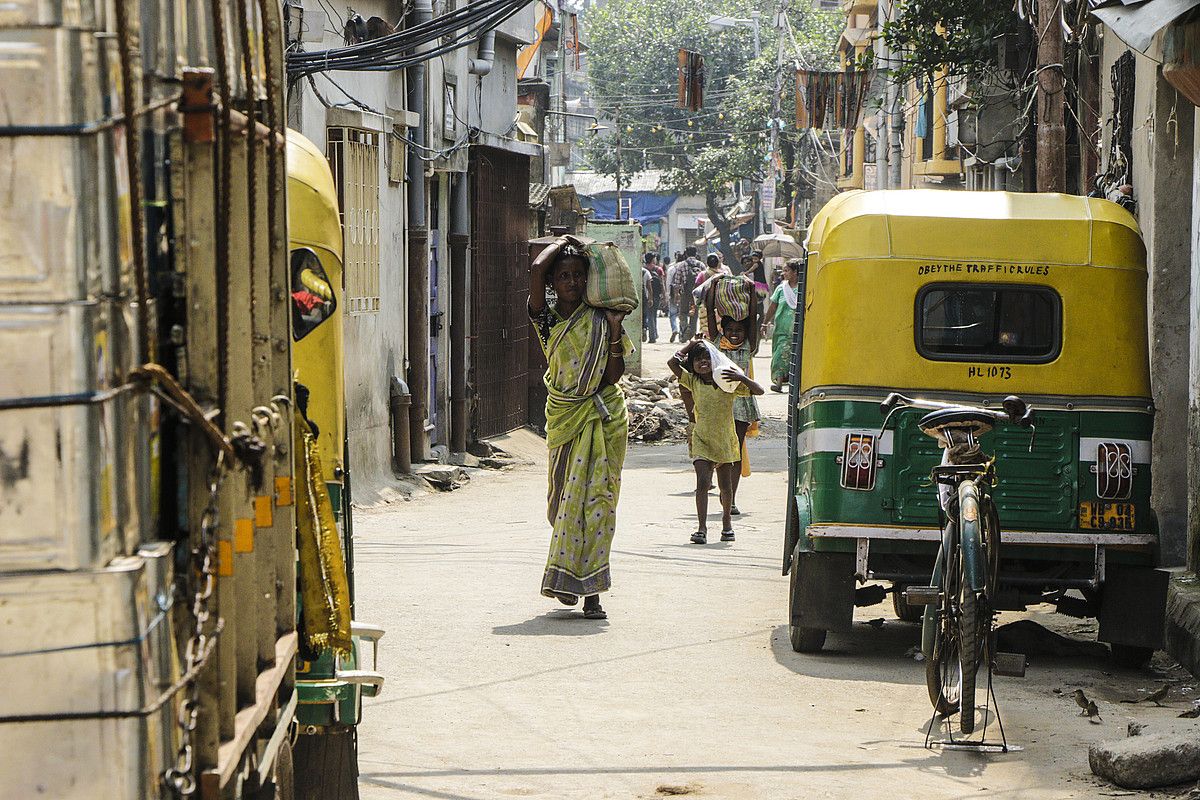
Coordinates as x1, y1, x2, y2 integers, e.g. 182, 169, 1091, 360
470, 146, 531, 439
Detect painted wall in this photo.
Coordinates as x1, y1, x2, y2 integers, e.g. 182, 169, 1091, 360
1099, 40, 1196, 566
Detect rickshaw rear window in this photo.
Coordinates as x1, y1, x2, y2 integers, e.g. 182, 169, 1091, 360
917, 284, 1061, 363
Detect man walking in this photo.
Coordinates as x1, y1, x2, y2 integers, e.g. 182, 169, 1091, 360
641, 253, 659, 343
670, 246, 704, 339
666, 252, 682, 343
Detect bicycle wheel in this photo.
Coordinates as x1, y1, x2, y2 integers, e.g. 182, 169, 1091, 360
925, 527, 961, 717
958, 575, 979, 734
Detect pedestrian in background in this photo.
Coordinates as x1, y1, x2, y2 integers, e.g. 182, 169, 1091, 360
641, 253, 659, 343
669, 337, 764, 544
666, 252, 682, 343
694, 253, 731, 339
762, 258, 800, 393
528, 236, 631, 620
671, 246, 704, 339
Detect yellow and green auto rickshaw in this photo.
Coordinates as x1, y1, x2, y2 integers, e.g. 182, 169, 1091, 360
287, 129, 384, 795
784, 190, 1166, 666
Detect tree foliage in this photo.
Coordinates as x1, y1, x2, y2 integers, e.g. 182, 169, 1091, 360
879, 0, 1021, 86
583, 0, 841, 258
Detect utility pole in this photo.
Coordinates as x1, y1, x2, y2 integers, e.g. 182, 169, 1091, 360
614, 108, 623, 221
1035, 0, 1066, 192
876, 1, 889, 189
762, 0, 787, 234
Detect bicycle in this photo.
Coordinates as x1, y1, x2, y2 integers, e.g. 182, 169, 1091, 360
879, 393, 1034, 738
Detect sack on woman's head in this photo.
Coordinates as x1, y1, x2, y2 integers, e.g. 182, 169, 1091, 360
583, 242, 640, 314
706, 275, 754, 321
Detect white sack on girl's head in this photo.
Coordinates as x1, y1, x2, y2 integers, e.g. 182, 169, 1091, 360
700, 340, 745, 393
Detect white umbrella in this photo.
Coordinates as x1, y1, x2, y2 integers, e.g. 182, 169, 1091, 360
752, 232, 803, 259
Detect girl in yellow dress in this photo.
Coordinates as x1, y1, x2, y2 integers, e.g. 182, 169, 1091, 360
669, 338, 765, 544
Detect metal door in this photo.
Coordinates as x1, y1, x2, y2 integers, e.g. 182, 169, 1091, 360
470, 147, 531, 438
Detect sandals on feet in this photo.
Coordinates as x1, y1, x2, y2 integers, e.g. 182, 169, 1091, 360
720, 530, 736, 542
555, 593, 578, 606
730, 505, 741, 516
583, 597, 607, 620
690, 530, 707, 545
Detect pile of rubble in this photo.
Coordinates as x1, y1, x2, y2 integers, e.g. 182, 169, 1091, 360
620, 375, 690, 443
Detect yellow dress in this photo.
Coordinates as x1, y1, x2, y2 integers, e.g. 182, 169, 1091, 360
679, 370, 748, 465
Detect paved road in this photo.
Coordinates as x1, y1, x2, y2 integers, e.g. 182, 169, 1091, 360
353, 340, 1188, 800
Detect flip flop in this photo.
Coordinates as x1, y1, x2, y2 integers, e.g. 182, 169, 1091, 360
555, 593, 578, 606
583, 606, 607, 620
690, 530, 707, 544
720, 530, 735, 542
730, 505, 741, 516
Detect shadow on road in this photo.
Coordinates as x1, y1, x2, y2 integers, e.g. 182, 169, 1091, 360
769, 623, 927, 686
492, 611, 610, 637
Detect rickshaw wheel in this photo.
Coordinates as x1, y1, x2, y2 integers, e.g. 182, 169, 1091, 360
789, 625, 827, 653
891, 584, 923, 622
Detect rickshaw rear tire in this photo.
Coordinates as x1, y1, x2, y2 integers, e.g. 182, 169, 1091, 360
1110, 644, 1153, 669
892, 584, 923, 622
789, 625, 827, 653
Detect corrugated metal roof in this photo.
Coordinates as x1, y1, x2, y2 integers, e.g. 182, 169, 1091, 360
565, 169, 667, 196
529, 183, 551, 206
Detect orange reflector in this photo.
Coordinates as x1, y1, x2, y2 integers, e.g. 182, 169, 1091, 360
275, 475, 293, 507
234, 518, 254, 553
254, 495, 274, 528
217, 540, 233, 576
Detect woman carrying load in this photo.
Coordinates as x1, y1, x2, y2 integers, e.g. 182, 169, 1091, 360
528, 236, 632, 621
762, 259, 800, 393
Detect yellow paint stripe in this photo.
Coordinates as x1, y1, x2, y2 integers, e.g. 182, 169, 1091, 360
275, 475, 293, 507
217, 540, 233, 577
254, 495, 274, 528
234, 518, 254, 553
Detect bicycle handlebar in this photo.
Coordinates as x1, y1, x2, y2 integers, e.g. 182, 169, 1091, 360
879, 392, 1034, 428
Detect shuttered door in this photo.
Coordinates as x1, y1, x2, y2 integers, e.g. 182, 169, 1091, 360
470, 146, 531, 438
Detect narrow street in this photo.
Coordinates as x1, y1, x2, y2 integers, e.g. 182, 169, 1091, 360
353, 340, 1185, 800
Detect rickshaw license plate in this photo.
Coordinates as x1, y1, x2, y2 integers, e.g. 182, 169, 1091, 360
1079, 501, 1136, 531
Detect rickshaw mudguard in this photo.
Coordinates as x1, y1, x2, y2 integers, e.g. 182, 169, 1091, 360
958, 482, 988, 593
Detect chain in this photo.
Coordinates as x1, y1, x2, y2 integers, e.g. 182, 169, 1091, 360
164, 450, 227, 798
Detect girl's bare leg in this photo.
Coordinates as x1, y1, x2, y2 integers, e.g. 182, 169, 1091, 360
732, 420, 749, 510
717, 463, 735, 533
693, 460, 714, 538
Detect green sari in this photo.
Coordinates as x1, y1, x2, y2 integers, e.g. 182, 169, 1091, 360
770, 281, 798, 385
532, 302, 630, 599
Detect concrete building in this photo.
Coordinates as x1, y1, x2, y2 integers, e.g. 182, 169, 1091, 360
286, 0, 540, 499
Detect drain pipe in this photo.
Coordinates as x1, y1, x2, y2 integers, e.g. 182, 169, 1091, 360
468, 30, 496, 76
406, 0, 433, 465
448, 174, 470, 454
389, 377, 412, 474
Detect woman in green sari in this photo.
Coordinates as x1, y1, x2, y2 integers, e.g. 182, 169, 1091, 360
762, 259, 800, 393
529, 238, 631, 620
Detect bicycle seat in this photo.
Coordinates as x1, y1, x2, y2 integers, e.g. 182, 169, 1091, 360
918, 408, 996, 439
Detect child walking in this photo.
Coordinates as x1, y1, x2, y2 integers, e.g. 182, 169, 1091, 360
717, 317, 760, 516
669, 337, 765, 544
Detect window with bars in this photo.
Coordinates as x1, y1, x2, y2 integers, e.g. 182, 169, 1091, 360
327, 127, 381, 314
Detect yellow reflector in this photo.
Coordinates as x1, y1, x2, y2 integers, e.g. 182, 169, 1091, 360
254, 495, 274, 528
234, 518, 254, 553
217, 540, 233, 576
276, 475, 293, 507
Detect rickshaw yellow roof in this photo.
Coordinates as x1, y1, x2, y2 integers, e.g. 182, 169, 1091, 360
287, 129, 342, 259
806, 190, 1144, 271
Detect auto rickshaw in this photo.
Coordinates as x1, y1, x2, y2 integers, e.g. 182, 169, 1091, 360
784, 190, 1167, 666
287, 129, 384, 796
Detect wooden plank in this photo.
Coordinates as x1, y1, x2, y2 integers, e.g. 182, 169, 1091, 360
205, 632, 299, 793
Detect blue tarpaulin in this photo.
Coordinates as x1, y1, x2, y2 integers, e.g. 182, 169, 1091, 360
586, 192, 678, 225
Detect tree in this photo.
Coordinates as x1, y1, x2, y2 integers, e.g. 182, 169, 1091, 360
584, 0, 840, 264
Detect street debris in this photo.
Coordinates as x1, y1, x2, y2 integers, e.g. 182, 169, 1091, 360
419, 465, 470, 491
621, 376, 690, 443
1089, 723, 1200, 789
655, 785, 699, 796
903, 645, 926, 662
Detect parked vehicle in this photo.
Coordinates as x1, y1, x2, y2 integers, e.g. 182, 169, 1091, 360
0, 5, 377, 798
287, 129, 385, 799
784, 190, 1167, 667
